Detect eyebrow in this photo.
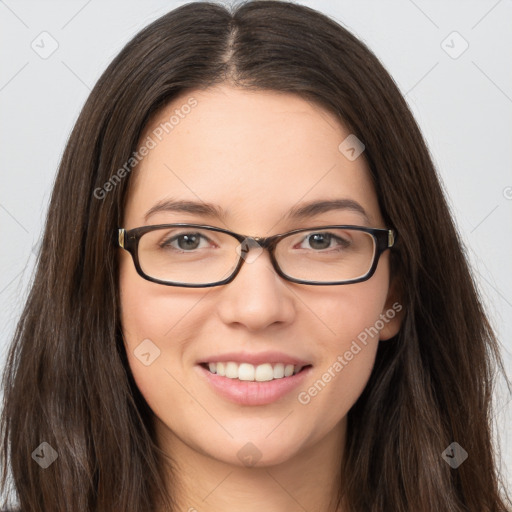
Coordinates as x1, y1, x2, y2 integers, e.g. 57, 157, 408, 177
143, 198, 371, 224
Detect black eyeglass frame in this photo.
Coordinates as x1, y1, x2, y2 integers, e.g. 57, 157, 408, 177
117, 223, 396, 288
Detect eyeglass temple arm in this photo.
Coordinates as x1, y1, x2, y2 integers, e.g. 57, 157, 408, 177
388, 230, 395, 248
118, 228, 125, 249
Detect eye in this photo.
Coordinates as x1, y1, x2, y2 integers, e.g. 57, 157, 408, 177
160, 232, 213, 251
298, 232, 351, 251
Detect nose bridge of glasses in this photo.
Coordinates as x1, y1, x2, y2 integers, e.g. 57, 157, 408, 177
233, 234, 283, 282
238, 234, 278, 255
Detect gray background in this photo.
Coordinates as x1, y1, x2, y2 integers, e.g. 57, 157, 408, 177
1, 0, 511, 494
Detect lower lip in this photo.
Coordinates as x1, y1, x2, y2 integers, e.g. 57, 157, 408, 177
196, 364, 313, 406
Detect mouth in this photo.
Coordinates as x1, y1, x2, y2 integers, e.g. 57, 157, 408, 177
199, 361, 313, 382
196, 361, 314, 405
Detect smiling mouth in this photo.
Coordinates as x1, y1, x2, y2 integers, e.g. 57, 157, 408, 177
199, 362, 312, 382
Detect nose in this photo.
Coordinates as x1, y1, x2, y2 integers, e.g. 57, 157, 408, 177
216, 244, 296, 331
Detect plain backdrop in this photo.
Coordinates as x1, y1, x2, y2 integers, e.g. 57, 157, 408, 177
1, 0, 511, 496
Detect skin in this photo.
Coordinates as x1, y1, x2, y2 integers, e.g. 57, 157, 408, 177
119, 84, 402, 512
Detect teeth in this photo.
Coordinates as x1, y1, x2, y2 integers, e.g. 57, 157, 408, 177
239, 363, 255, 381
205, 362, 303, 381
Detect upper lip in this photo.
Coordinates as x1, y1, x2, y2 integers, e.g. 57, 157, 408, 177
198, 351, 312, 367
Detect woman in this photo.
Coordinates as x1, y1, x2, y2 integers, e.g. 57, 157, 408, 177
1, 1, 510, 511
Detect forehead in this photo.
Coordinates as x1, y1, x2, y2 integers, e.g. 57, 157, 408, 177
123, 85, 383, 230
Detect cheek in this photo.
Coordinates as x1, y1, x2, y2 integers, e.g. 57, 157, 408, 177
118, 249, 200, 343
297, 270, 389, 418
311, 265, 390, 348
119, 286, 189, 424
295, 325, 379, 434
300, 339, 378, 415
118, 255, 220, 423
118, 257, 183, 404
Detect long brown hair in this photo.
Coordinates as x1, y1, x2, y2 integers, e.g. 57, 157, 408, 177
1, 1, 510, 511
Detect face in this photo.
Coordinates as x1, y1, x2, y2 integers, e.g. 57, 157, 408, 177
119, 84, 401, 469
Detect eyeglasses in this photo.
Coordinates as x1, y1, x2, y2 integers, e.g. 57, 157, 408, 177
117, 223, 396, 287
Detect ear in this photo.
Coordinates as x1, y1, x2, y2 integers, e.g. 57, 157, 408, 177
379, 275, 404, 341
